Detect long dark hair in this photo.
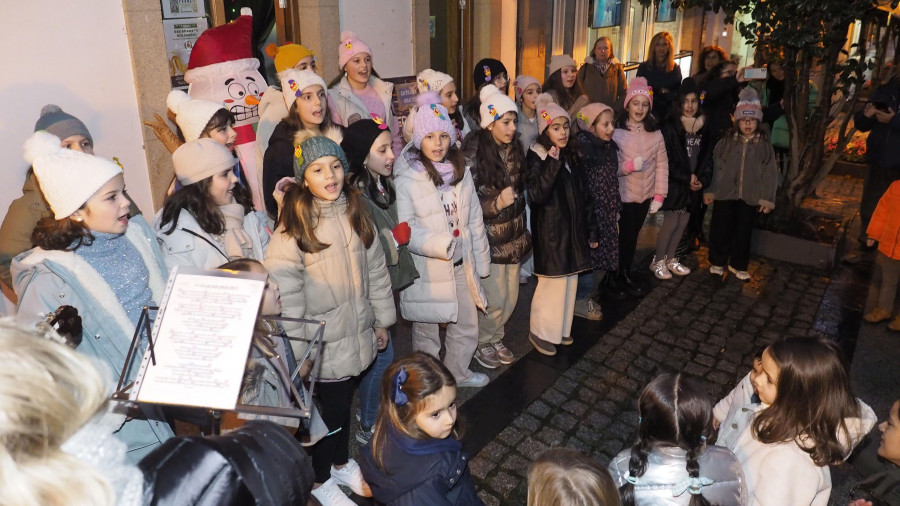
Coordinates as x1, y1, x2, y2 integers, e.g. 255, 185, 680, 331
283, 93, 338, 133
414, 144, 467, 188
278, 180, 374, 254
534, 124, 580, 169
31, 214, 94, 251
463, 87, 485, 130
159, 176, 254, 236
542, 70, 586, 112
464, 126, 525, 191
752, 338, 862, 466
620, 373, 713, 506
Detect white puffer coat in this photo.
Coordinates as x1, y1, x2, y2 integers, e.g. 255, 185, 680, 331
264, 195, 395, 380
394, 144, 490, 324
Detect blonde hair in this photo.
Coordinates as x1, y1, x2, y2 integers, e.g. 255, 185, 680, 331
527, 448, 622, 506
0, 323, 114, 506
647, 31, 676, 72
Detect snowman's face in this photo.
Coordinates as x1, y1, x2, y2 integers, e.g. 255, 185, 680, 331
188, 62, 266, 128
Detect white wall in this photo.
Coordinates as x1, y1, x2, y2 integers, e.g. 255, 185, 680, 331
339, 0, 415, 78
0, 0, 154, 224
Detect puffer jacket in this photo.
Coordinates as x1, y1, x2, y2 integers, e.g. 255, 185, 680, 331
354, 177, 419, 291
706, 132, 778, 210
718, 400, 876, 506
577, 56, 627, 110
612, 125, 669, 203
660, 118, 714, 211
394, 144, 491, 324
154, 208, 270, 270
525, 143, 590, 276
12, 215, 174, 459
359, 429, 483, 506
264, 195, 396, 380
609, 445, 748, 505
465, 141, 532, 264
867, 180, 900, 260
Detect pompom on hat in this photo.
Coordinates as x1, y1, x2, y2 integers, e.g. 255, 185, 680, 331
513, 76, 540, 102
473, 58, 507, 88
172, 138, 236, 186
33, 105, 93, 145
734, 87, 763, 122
575, 102, 613, 132
547, 54, 578, 78
338, 31, 373, 69
293, 134, 349, 181
23, 131, 122, 219
534, 93, 569, 134
166, 90, 226, 142
265, 42, 315, 73
412, 102, 457, 149
279, 69, 328, 109
416, 69, 454, 94
479, 84, 518, 128
624, 77, 654, 109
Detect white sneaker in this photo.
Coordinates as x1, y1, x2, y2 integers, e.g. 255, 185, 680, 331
330, 459, 372, 497
574, 298, 603, 320
311, 478, 357, 506
650, 256, 672, 280
728, 265, 751, 281
709, 265, 724, 275
457, 371, 489, 388
666, 257, 691, 276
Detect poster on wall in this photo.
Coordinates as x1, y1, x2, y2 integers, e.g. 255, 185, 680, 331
161, 0, 206, 19
385, 76, 419, 135
591, 0, 622, 28
163, 17, 209, 89
657, 1, 677, 22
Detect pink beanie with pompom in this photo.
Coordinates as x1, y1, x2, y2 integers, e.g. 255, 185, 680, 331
338, 31, 373, 69
535, 93, 569, 134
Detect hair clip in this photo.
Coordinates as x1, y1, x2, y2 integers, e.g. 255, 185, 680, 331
294, 145, 303, 164
391, 367, 409, 406
672, 476, 713, 496
370, 113, 387, 129
288, 79, 301, 98
483, 65, 492, 81
699, 91, 707, 104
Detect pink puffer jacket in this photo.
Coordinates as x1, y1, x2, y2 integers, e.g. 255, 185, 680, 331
612, 126, 668, 203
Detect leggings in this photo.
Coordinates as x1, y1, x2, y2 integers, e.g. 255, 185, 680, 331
655, 211, 691, 261
309, 378, 357, 483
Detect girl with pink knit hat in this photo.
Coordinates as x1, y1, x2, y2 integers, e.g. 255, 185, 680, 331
610, 77, 669, 298
327, 31, 403, 155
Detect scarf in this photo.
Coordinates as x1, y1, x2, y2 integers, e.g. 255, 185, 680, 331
681, 115, 705, 134
219, 202, 254, 260
412, 157, 457, 191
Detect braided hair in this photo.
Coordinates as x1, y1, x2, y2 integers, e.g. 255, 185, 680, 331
620, 373, 713, 506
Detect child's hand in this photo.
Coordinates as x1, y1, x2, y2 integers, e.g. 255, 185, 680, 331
867, 238, 875, 248
703, 195, 714, 205
589, 242, 599, 249
548, 146, 560, 159
273, 177, 295, 211
496, 186, 516, 210
649, 195, 664, 214
392, 222, 412, 245
690, 174, 702, 191
712, 418, 720, 430
374, 328, 390, 351
624, 157, 644, 174
850, 500, 873, 506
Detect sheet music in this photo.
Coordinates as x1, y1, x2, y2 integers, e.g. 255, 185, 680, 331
133, 266, 265, 410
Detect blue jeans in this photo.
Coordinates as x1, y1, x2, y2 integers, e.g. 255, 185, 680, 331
575, 270, 595, 300
358, 337, 394, 429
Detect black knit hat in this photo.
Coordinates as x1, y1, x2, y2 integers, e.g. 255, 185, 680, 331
473, 58, 508, 88
341, 119, 389, 171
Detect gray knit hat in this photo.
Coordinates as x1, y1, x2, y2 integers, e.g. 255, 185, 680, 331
293, 135, 349, 181
33, 105, 93, 145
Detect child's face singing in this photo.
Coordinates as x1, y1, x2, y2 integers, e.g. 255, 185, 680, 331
521, 84, 540, 111
344, 53, 373, 86
248, 263, 282, 316
205, 122, 237, 152
365, 131, 395, 177
561, 66, 577, 89
304, 155, 345, 201
878, 400, 900, 467
294, 55, 317, 73
60, 134, 94, 155
489, 111, 517, 145
682, 93, 700, 118
547, 117, 570, 148
415, 385, 458, 439
627, 95, 651, 124
74, 174, 130, 235
420, 131, 452, 163
295, 85, 326, 128
591, 110, 615, 141
739, 118, 759, 137
208, 168, 239, 206
752, 348, 779, 405
440, 82, 460, 114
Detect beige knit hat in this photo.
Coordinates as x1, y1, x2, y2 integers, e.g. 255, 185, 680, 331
173, 138, 236, 185
416, 68, 454, 94
167, 90, 225, 142
548, 54, 578, 78
23, 131, 122, 219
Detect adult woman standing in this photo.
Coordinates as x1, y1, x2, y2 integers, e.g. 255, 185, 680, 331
577, 37, 627, 111
636, 32, 682, 120
693, 45, 727, 80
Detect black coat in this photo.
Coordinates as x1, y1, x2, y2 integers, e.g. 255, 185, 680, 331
636, 62, 683, 121
262, 120, 298, 217
692, 75, 741, 146
660, 119, 714, 211
359, 431, 483, 506
855, 77, 900, 172
525, 144, 590, 276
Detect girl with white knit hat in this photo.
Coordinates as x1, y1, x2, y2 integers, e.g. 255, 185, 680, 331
402, 68, 460, 144
12, 131, 174, 461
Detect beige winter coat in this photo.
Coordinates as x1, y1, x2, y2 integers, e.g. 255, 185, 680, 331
264, 195, 395, 380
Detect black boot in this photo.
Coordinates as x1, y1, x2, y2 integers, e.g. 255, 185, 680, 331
620, 269, 646, 297
604, 269, 629, 300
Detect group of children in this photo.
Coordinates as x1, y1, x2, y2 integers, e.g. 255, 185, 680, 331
0, 30, 825, 506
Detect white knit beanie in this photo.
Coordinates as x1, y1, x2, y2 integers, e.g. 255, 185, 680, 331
166, 90, 225, 143
416, 69, 454, 94
479, 84, 518, 128
279, 68, 328, 109
23, 131, 122, 219
173, 138, 236, 185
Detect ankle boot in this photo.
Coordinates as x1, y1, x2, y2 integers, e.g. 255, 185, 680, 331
620, 269, 646, 297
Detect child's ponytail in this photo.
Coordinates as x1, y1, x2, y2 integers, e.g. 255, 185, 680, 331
619, 438, 651, 506
684, 446, 712, 506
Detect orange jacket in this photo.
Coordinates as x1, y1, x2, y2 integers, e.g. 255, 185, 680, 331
868, 180, 900, 260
